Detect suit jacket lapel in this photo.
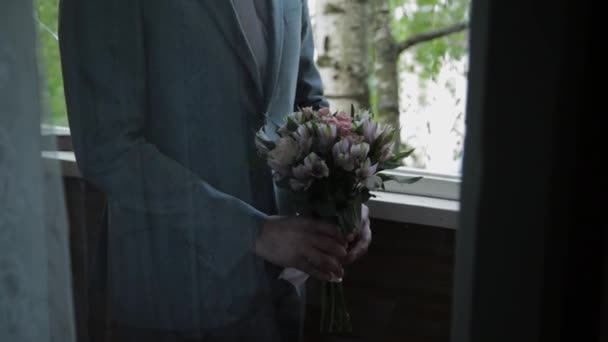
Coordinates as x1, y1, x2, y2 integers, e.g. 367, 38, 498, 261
201, 0, 264, 99
264, 0, 285, 110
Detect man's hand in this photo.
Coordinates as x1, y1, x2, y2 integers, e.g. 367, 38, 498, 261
344, 204, 372, 265
254, 216, 348, 281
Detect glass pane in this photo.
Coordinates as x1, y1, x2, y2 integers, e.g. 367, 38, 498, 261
396, 0, 470, 175
36, 0, 67, 127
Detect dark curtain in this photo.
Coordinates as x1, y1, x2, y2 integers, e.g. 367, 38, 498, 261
452, 0, 603, 341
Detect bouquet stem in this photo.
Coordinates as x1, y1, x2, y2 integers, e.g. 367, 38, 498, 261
316, 200, 360, 334
320, 281, 352, 334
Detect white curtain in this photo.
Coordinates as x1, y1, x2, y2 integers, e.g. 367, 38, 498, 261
0, 1, 76, 341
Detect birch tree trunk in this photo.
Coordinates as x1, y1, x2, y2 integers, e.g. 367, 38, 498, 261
313, 0, 371, 112
370, 0, 400, 131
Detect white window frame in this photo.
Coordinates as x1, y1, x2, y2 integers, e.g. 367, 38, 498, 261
380, 167, 461, 201
367, 167, 461, 229
42, 125, 461, 229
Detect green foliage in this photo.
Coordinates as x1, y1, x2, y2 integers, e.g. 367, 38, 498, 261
389, 0, 470, 80
36, 0, 67, 126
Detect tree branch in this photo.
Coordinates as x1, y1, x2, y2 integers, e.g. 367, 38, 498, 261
396, 21, 469, 53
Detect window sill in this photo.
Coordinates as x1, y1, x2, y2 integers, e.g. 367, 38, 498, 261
368, 191, 459, 230
42, 151, 460, 229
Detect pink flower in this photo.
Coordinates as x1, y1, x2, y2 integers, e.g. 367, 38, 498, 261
338, 126, 352, 137
324, 117, 339, 126
317, 107, 332, 117
336, 111, 352, 124
335, 112, 353, 136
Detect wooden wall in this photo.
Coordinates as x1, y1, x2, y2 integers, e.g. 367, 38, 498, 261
62, 175, 456, 342
303, 220, 455, 342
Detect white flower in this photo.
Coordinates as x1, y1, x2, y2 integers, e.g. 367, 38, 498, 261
292, 163, 310, 180
356, 158, 382, 190
301, 107, 315, 121
287, 152, 328, 191
378, 141, 395, 161
376, 125, 394, 146
290, 158, 313, 191
317, 123, 338, 151
356, 158, 377, 178
267, 137, 299, 177
363, 120, 380, 144
287, 111, 304, 124
316, 107, 332, 118
354, 109, 372, 123
293, 124, 313, 159
304, 152, 329, 179
350, 142, 370, 162
362, 119, 393, 146
332, 138, 355, 171
363, 175, 383, 190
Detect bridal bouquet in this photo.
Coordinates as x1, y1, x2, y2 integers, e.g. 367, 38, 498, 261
255, 106, 420, 334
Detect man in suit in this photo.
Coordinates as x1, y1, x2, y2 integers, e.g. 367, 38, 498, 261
59, 0, 372, 341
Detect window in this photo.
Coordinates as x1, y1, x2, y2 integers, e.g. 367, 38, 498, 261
309, 0, 470, 200
40, 0, 467, 201
36, 0, 67, 126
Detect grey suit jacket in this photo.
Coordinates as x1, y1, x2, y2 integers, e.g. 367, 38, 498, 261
59, 0, 328, 340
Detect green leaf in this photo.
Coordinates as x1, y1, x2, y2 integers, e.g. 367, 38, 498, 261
354, 124, 364, 135
378, 173, 423, 185
350, 104, 355, 117
394, 176, 423, 184
390, 148, 416, 162
311, 121, 320, 135
377, 173, 393, 182
286, 117, 299, 131
378, 160, 403, 170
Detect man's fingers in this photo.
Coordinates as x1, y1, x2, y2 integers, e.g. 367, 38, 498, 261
313, 221, 345, 241
345, 240, 370, 264
309, 235, 347, 259
295, 258, 333, 282
303, 249, 344, 278
345, 220, 372, 264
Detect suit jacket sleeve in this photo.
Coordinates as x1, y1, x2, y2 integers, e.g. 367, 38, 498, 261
59, 0, 265, 280
294, 1, 330, 110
